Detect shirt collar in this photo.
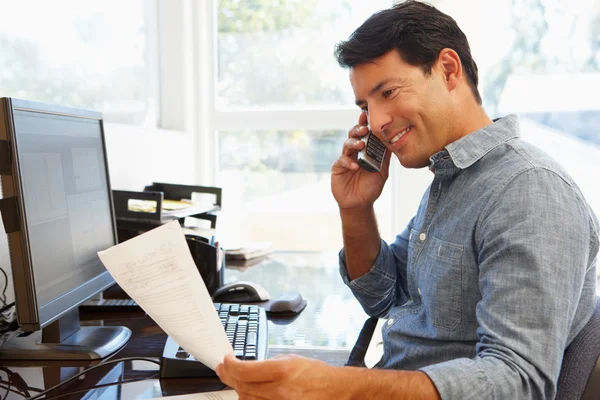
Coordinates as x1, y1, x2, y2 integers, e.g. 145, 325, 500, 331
430, 114, 521, 171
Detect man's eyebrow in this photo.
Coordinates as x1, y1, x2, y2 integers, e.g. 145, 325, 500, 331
354, 78, 405, 107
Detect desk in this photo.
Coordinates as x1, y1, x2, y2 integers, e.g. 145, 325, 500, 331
1, 251, 367, 399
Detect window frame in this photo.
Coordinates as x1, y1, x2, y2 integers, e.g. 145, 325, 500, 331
190, 0, 409, 239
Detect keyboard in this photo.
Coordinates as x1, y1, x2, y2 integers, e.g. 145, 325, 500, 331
159, 303, 268, 378
79, 298, 143, 313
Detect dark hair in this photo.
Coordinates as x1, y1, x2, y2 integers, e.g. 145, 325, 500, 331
334, 1, 482, 104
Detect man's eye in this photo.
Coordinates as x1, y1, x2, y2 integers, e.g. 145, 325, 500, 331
361, 108, 369, 115
383, 88, 396, 98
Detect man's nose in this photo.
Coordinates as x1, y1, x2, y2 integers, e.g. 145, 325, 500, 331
368, 107, 392, 135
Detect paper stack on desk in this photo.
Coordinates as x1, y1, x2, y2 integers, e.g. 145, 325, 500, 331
222, 241, 273, 261
97, 220, 233, 371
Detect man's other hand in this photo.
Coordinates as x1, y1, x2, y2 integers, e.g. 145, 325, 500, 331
216, 354, 348, 400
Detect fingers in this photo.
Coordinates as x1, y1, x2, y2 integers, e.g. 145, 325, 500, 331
235, 381, 283, 400
358, 110, 368, 127
340, 113, 369, 169
349, 112, 369, 139
333, 135, 364, 173
341, 136, 365, 160
332, 155, 360, 173
348, 124, 369, 140
219, 354, 286, 383
236, 390, 271, 400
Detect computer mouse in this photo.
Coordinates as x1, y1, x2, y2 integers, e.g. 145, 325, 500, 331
211, 281, 270, 303
268, 291, 306, 314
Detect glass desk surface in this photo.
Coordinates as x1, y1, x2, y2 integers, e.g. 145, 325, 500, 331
224, 251, 367, 351
0, 251, 368, 399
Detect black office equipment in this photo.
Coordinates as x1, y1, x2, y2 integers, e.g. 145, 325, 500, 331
111, 183, 225, 295
211, 281, 271, 303
265, 291, 307, 315
79, 298, 142, 313
186, 234, 223, 295
113, 182, 222, 243
0, 98, 130, 360
159, 303, 268, 378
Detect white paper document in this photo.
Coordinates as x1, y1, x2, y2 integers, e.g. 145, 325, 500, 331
364, 318, 386, 368
97, 220, 233, 370
153, 390, 238, 399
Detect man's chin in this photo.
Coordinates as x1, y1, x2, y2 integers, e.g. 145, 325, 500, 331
397, 154, 428, 169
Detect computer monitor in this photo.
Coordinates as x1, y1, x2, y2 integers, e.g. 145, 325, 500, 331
0, 98, 130, 360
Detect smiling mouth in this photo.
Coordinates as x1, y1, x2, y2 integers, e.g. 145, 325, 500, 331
389, 125, 413, 144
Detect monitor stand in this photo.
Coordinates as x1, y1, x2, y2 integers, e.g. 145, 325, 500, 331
0, 309, 131, 360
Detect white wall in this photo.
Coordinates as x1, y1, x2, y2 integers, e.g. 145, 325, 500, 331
104, 123, 196, 190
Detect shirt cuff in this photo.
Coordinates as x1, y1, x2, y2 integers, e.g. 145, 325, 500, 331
338, 240, 396, 312
419, 358, 494, 400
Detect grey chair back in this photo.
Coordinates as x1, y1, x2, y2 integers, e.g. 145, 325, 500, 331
556, 296, 600, 400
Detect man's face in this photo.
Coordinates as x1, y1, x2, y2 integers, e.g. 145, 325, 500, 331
350, 50, 457, 169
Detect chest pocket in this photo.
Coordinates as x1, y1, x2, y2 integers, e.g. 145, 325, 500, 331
420, 236, 464, 330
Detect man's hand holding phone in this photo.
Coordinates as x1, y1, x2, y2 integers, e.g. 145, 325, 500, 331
331, 112, 391, 210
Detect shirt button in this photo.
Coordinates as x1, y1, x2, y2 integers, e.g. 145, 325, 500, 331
387, 319, 394, 326
419, 232, 427, 241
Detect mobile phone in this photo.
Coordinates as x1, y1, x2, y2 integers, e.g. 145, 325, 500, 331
357, 130, 387, 172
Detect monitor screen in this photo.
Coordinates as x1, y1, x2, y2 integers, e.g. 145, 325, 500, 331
0, 98, 129, 360
15, 106, 115, 308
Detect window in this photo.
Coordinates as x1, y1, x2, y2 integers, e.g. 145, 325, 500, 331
212, 1, 397, 251
0, 0, 156, 125
215, 1, 395, 108
466, 0, 600, 276
207, 0, 600, 259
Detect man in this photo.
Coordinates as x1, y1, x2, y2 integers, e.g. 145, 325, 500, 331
217, 1, 599, 398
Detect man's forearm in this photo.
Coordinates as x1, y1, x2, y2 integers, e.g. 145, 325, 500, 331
337, 366, 441, 400
340, 206, 382, 280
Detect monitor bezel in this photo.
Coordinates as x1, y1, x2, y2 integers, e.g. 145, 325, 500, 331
0, 97, 119, 332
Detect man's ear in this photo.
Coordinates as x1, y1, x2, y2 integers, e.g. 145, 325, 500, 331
437, 48, 462, 92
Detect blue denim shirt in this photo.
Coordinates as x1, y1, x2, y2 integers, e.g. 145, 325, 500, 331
340, 115, 599, 399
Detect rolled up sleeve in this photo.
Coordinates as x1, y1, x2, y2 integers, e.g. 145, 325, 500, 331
339, 239, 398, 317
339, 222, 412, 318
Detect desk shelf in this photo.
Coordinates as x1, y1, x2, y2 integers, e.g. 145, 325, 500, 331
113, 182, 221, 243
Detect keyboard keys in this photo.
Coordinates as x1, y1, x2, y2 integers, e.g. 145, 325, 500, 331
247, 332, 257, 347
214, 303, 263, 361
160, 304, 267, 378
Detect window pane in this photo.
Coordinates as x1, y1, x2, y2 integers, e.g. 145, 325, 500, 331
216, 0, 392, 108
0, 0, 152, 125
217, 129, 393, 251
474, 0, 600, 276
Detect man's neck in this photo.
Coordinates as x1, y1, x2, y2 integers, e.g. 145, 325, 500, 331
458, 103, 494, 138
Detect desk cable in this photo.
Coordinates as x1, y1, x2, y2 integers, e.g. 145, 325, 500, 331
0, 367, 42, 400
0, 357, 161, 400
0, 267, 9, 305
33, 375, 162, 400
0, 303, 14, 315
0, 267, 15, 335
